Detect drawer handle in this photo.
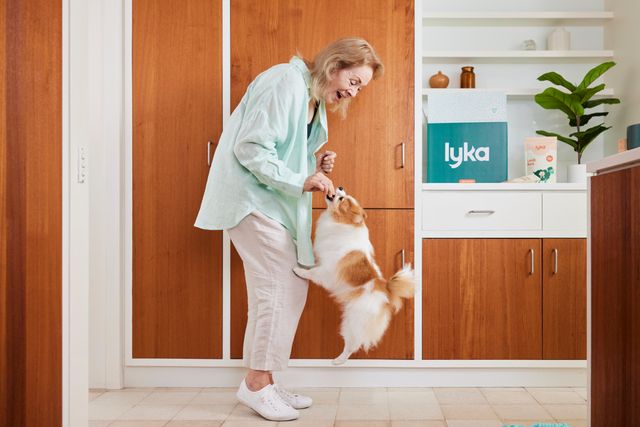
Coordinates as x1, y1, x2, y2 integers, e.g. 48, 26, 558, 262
400, 142, 405, 169
207, 141, 215, 166
552, 248, 558, 274
467, 210, 495, 215
529, 249, 535, 275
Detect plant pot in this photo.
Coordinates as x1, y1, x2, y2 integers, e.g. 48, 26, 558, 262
567, 163, 587, 183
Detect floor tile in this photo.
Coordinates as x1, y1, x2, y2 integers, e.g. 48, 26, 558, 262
296, 404, 337, 421
340, 388, 388, 405
173, 404, 237, 421
109, 422, 168, 427
93, 391, 153, 406
140, 391, 201, 405
491, 404, 552, 421
544, 404, 587, 420
191, 390, 239, 405
391, 421, 446, 427
526, 388, 585, 404
501, 421, 554, 427
226, 404, 265, 421
480, 389, 537, 405
388, 389, 439, 406
88, 422, 111, 427
279, 420, 334, 427
335, 421, 391, 427
90, 391, 106, 401
388, 402, 444, 420
89, 402, 135, 421
222, 421, 278, 427
434, 389, 487, 405
166, 422, 223, 427
118, 404, 184, 421
440, 405, 497, 420
445, 421, 503, 427
572, 388, 588, 401
293, 389, 341, 405
558, 420, 587, 427
336, 404, 390, 420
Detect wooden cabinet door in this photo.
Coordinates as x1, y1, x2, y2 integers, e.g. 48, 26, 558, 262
423, 239, 542, 359
231, 209, 414, 360
132, 0, 223, 358
591, 166, 640, 426
2, 0, 63, 423
542, 238, 586, 360
230, 0, 414, 209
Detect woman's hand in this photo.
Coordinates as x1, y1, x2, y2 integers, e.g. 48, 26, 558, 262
303, 171, 335, 197
315, 151, 337, 174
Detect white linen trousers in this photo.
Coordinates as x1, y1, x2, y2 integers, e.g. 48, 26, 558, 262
227, 210, 309, 371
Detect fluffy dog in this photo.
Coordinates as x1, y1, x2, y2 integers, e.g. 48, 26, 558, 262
293, 187, 415, 365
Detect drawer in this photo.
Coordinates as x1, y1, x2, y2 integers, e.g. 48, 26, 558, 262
543, 192, 587, 234
422, 191, 542, 231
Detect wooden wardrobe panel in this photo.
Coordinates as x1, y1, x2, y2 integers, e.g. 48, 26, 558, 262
230, 0, 414, 209
591, 166, 640, 426
2, 0, 62, 424
231, 209, 414, 360
542, 238, 587, 360
423, 239, 542, 360
132, 0, 223, 358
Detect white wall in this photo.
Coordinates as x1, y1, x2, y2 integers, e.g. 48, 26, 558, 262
604, 0, 640, 155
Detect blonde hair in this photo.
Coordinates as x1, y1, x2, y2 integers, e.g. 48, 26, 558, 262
300, 37, 384, 118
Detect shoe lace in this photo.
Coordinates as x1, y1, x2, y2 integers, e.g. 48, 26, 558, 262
275, 384, 297, 401
261, 387, 282, 412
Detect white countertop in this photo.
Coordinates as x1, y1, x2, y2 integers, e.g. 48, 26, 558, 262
587, 147, 640, 174
422, 183, 587, 191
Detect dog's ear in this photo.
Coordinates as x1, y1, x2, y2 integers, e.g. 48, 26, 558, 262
349, 203, 366, 225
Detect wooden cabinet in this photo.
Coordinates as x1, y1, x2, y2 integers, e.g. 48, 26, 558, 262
423, 238, 586, 360
230, 0, 414, 210
229, 0, 414, 361
542, 239, 587, 360
2, 0, 63, 423
231, 209, 414, 360
423, 239, 542, 360
590, 162, 640, 426
132, 0, 223, 358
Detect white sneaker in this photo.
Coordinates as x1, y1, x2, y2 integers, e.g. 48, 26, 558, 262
236, 379, 300, 421
274, 383, 313, 409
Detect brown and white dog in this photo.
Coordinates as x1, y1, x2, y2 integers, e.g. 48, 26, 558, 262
293, 187, 415, 365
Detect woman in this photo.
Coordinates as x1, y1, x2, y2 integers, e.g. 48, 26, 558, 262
195, 38, 383, 421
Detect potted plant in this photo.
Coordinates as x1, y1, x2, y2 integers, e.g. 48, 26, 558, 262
534, 61, 621, 183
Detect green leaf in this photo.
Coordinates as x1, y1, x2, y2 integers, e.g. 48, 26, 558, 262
583, 97, 621, 109
577, 61, 616, 90
570, 124, 611, 154
569, 112, 608, 127
537, 72, 577, 92
536, 130, 579, 150
535, 88, 584, 118
574, 83, 606, 103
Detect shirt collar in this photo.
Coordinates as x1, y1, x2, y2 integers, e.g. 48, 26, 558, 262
290, 56, 313, 93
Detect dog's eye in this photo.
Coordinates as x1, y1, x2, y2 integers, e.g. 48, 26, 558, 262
339, 196, 344, 201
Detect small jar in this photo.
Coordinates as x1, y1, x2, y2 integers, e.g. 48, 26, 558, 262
460, 66, 475, 89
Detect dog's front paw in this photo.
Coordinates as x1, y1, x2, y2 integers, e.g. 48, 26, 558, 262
293, 266, 309, 279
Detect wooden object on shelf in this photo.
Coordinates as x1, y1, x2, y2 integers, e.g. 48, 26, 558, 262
460, 66, 476, 88
429, 71, 449, 88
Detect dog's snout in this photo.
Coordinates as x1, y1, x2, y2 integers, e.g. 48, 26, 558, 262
326, 194, 334, 201
338, 186, 344, 191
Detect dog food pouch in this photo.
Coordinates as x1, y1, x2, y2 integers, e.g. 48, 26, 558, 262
525, 137, 557, 183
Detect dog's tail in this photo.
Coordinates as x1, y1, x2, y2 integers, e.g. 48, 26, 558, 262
387, 265, 415, 313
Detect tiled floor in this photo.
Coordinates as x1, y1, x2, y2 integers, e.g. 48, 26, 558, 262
89, 387, 587, 427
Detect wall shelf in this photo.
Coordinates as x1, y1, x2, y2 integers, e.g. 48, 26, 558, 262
422, 183, 588, 191
423, 11, 614, 25
423, 50, 614, 60
421, 88, 615, 98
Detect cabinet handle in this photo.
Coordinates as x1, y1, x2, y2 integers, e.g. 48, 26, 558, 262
400, 249, 406, 268
552, 248, 558, 274
400, 142, 405, 169
529, 249, 535, 275
467, 210, 495, 215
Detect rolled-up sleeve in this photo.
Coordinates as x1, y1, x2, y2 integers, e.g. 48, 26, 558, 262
233, 77, 307, 198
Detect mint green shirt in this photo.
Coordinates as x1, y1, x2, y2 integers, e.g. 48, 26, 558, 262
194, 56, 328, 267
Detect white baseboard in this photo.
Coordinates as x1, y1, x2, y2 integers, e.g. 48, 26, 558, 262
124, 366, 587, 388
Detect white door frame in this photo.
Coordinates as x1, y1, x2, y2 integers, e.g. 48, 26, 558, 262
65, 0, 91, 425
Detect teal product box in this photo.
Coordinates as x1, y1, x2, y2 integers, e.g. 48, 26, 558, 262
424, 90, 508, 183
